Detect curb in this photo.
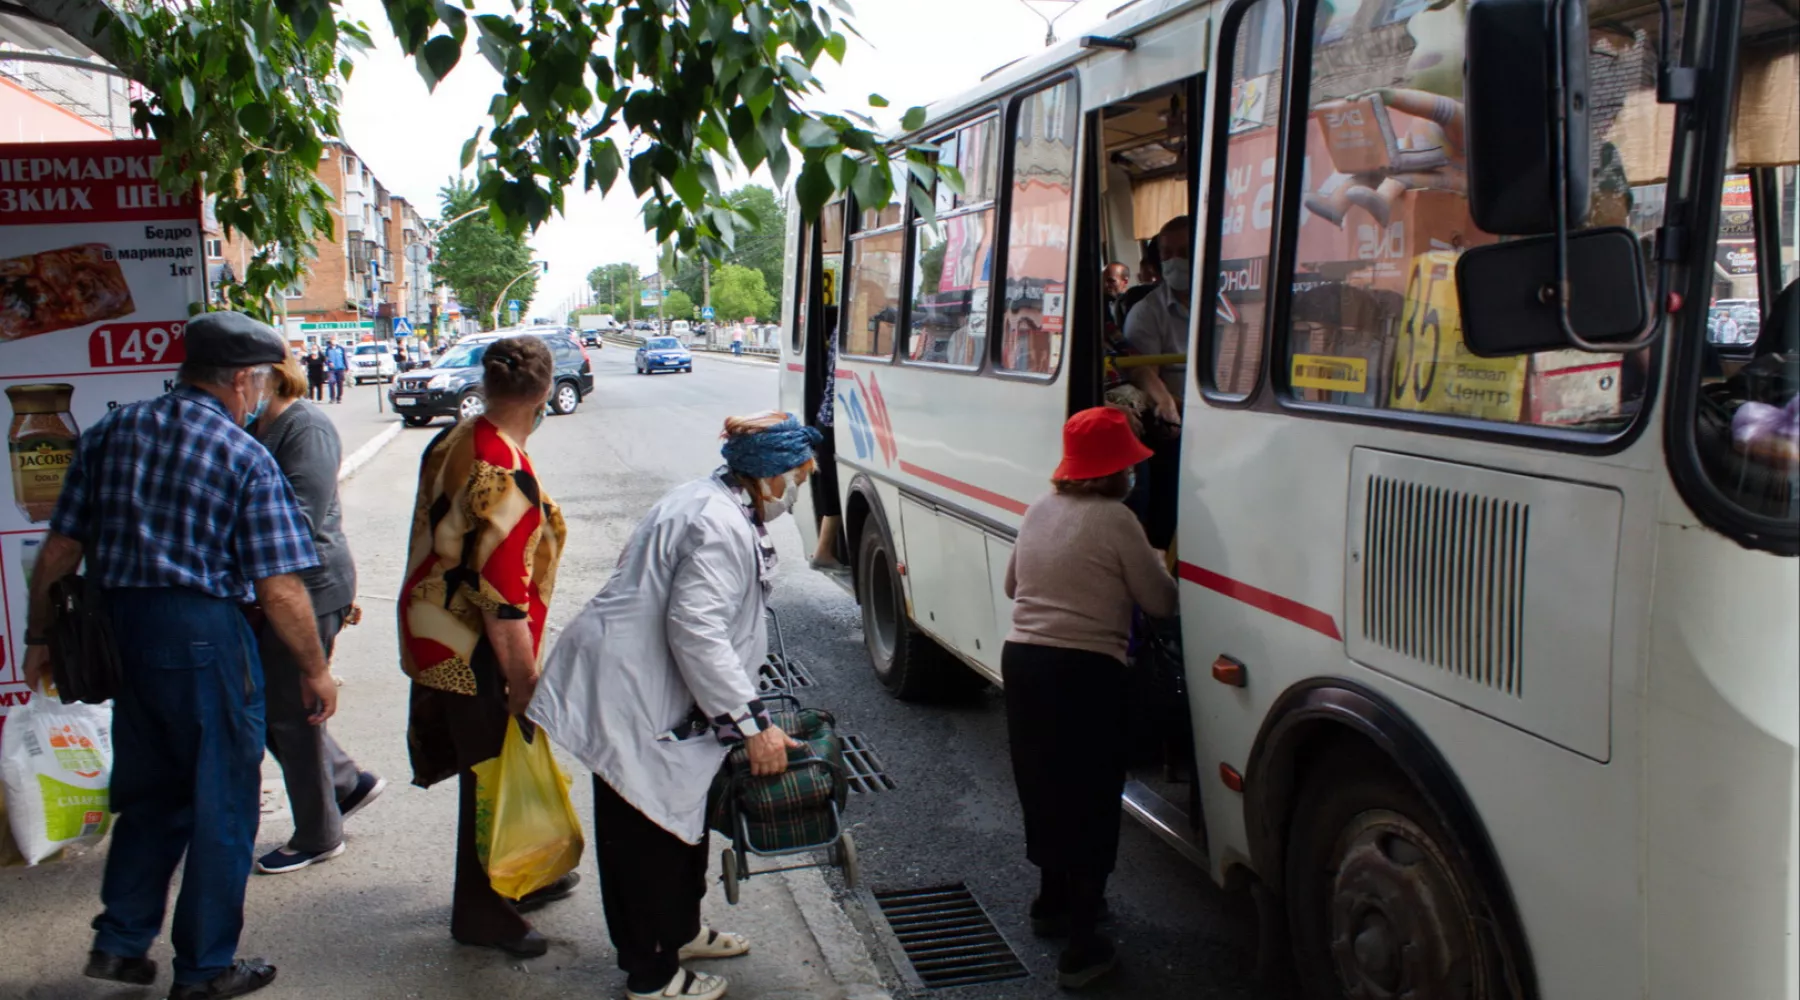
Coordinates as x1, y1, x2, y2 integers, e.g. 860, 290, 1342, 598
781, 865, 893, 1000
338, 421, 404, 482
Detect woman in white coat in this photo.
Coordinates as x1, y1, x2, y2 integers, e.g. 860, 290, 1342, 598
529, 412, 817, 1000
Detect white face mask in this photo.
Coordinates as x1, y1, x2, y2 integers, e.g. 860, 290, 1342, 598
1162, 257, 1193, 298
758, 469, 806, 521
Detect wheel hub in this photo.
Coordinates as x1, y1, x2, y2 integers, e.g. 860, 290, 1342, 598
1327, 810, 1482, 999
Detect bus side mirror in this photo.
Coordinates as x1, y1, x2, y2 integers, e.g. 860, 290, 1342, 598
1456, 228, 1649, 357
1464, 0, 1592, 235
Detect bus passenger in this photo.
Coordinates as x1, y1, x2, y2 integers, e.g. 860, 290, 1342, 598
1122, 215, 1192, 548
1002, 407, 1179, 990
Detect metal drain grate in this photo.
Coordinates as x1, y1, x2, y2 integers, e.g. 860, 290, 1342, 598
873, 884, 1027, 989
756, 655, 815, 692
842, 733, 895, 793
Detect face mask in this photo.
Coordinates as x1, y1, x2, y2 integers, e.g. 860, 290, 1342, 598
1162, 258, 1192, 298
758, 470, 806, 521
1126, 469, 1138, 494
241, 373, 270, 428
533, 406, 546, 432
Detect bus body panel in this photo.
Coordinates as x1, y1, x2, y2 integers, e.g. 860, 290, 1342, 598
777, 202, 822, 556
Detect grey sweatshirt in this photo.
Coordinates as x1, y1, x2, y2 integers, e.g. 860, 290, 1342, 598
255, 400, 356, 615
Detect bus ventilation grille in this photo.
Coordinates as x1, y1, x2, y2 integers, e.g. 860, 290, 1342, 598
756, 655, 815, 692
872, 884, 1027, 989
1360, 476, 1528, 697
841, 733, 896, 793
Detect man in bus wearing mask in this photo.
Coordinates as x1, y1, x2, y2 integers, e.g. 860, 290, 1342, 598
1122, 215, 1193, 549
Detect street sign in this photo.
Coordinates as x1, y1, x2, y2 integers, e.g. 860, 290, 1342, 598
700, 305, 715, 320
640, 289, 660, 308
392, 316, 413, 337
508, 299, 521, 309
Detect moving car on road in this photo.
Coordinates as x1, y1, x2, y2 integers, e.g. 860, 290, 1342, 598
349, 342, 398, 384
389, 328, 594, 425
634, 335, 692, 375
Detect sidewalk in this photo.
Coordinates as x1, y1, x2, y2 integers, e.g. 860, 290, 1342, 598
0, 422, 885, 1000
312, 377, 407, 461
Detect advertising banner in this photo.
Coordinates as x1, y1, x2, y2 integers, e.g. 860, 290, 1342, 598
0, 140, 204, 733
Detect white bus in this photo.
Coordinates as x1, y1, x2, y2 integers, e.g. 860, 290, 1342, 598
779, 0, 1797, 996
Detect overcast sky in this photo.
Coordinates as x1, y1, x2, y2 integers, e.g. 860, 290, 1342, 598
337, 0, 1120, 315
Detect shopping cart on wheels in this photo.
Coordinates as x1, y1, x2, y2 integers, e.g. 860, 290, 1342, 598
708, 692, 860, 903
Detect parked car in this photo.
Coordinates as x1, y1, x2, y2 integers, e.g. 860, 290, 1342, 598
349, 342, 398, 384
388, 328, 594, 425
635, 335, 693, 374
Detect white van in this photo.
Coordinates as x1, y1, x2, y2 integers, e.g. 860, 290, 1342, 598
669, 319, 692, 340
349, 342, 398, 384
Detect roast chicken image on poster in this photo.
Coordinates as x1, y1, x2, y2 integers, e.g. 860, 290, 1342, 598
0, 243, 135, 343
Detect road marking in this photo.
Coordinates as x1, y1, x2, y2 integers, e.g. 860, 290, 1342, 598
338, 422, 403, 482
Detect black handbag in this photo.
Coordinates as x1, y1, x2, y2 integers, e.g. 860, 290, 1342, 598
47, 574, 120, 704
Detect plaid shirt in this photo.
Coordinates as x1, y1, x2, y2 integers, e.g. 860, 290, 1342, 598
50, 384, 318, 601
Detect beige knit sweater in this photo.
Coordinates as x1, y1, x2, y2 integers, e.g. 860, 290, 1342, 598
1003, 492, 1179, 662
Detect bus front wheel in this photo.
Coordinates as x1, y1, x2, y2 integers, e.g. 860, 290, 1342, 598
856, 521, 981, 701
1285, 748, 1509, 1000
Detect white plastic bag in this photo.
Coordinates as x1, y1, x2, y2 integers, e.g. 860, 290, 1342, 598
0, 690, 113, 865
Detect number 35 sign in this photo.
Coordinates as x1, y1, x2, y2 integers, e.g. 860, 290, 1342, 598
88, 321, 186, 367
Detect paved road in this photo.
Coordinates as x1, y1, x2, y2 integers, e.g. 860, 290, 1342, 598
312, 375, 405, 458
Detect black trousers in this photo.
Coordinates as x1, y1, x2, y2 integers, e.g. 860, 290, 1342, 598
452, 770, 531, 944
592, 775, 709, 993
1003, 642, 1129, 942
1144, 431, 1181, 550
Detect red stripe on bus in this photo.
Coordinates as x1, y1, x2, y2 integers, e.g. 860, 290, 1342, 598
1543, 360, 1619, 377
898, 461, 1032, 516
786, 362, 804, 372
1176, 562, 1344, 641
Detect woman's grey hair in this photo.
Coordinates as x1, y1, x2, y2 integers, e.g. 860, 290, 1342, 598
178, 362, 269, 387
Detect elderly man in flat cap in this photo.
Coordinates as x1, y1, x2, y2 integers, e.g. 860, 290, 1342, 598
22, 311, 333, 1000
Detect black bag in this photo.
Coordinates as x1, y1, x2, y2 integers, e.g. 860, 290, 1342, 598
47, 574, 120, 704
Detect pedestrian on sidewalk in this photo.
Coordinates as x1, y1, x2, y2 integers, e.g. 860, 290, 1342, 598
250, 356, 386, 875
325, 338, 348, 403
399, 336, 579, 960
22, 311, 334, 1000
529, 411, 817, 1000
1001, 406, 1177, 990
730, 325, 744, 356
305, 348, 327, 401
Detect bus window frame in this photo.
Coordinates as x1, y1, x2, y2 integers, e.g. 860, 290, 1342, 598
988, 71, 1082, 384
1196, 0, 1288, 408
1662, 2, 1799, 557
792, 219, 814, 356
1222, 0, 1661, 458
900, 107, 1005, 376
841, 158, 913, 364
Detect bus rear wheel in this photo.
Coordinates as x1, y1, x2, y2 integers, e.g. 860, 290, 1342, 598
1285, 748, 1509, 1000
856, 521, 982, 701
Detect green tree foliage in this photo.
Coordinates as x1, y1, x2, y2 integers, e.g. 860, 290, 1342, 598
711, 263, 776, 323
663, 290, 697, 321
667, 185, 787, 306
25, 0, 955, 320
434, 178, 537, 330
586, 262, 642, 309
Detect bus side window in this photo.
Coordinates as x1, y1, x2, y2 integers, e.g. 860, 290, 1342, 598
1274, 0, 1656, 434
998, 79, 1079, 377
844, 169, 908, 360
1200, 0, 1285, 399
793, 221, 812, 355
907, 116, 1000, 368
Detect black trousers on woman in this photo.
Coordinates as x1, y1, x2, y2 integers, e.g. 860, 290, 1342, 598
1002, 641, 1130, 944
592, 775, 709, 994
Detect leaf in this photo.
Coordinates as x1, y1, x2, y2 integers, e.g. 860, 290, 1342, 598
178, 77, 196, 114
901, 106, 928, 132
908, 182, 936, 226
590, 138, 623, 192
459, 128, 484, 169
794, 117, 837, 149
795, 158, 834, 219
767, 143, 791, 190
419, 34, 462, 90
825, 153, 851, 190
238, 102, 273, 136
867, 93, 889, 108
825, 32, 847, 63
671, 163, 706, 208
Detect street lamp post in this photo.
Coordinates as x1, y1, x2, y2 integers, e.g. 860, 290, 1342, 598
491, 261, 548, 329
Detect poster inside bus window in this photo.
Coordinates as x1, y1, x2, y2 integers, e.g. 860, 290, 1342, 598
0, 140, 205, 729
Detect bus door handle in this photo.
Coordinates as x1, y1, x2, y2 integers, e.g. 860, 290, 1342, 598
1211, 655, 1247, 688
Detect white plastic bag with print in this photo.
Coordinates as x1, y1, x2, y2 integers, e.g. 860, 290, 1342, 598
0, 689, 113, 865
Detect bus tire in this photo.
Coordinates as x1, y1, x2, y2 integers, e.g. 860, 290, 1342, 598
1285, 746, 1508, 1000
856, 520, 981, 701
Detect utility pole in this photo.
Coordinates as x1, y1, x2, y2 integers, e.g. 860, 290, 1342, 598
702, 258, 712, 313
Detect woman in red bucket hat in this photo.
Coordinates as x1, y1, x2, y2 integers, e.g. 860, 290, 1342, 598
1001, 406, 1178, 989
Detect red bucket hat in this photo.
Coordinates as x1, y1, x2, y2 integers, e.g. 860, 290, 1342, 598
1053, 406, 1154, 482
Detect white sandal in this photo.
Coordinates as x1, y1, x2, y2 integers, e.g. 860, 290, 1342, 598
627, 968, 728, 1000
678, 927, 751, 960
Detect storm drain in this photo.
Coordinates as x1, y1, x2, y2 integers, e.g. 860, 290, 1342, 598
841, 733, 896, 793
756, 655, 815, 692
873, 884, 1027, 989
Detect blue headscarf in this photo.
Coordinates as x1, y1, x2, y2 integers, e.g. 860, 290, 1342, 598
721, 416, 823, 479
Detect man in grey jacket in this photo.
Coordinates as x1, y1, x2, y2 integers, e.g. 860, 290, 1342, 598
250, 358, 385, 874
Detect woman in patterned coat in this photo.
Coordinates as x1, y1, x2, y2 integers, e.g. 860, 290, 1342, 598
398, 336, 578, 958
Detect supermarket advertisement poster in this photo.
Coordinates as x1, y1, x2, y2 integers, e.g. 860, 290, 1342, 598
0, 139, 204, 731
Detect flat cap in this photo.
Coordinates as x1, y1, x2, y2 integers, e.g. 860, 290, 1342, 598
184, 311, 287, 368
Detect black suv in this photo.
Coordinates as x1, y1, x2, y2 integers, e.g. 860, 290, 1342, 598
388, 329, 594, 426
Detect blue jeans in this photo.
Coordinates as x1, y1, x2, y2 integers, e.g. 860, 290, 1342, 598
92, 588, 265, 985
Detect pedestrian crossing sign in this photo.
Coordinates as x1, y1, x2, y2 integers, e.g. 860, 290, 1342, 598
392, 317, 414, 337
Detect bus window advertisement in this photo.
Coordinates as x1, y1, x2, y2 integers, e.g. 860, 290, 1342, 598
0, 139, 205, 736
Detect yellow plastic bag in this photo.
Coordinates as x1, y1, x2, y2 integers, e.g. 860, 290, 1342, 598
471, 718, 585, 900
